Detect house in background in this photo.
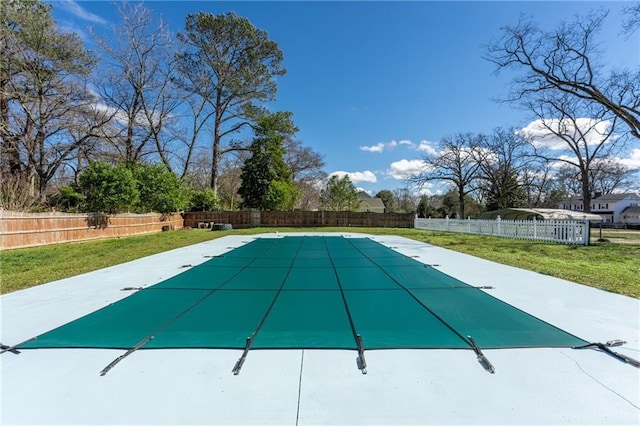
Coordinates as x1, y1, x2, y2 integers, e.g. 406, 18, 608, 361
620, 205, 640, 224
558, 193, 640, 224
357, 192, 386, 213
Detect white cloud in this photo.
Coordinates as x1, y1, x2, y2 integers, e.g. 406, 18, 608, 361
58, 0, 108, 25
360, 139, 440, 157
329, 170, 378, 183
360, 143, 385, 153
519, 118, 615, 151
360, 140, 398, 153
618, 148, 640, 170
415, 140, 438, 156
360, 139, 412, 153
387, 159, 428, 180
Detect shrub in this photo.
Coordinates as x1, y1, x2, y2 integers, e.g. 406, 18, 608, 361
48, 186, 86, 212
78, 161, 139, 214
189, 187, 220, 211
132, 164, 189, 213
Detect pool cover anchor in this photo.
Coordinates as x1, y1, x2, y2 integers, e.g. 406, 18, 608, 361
467, 336, 495, 374
573, 341, 640, 368
99, 335, 154, 376
0, 336, 38, 355
232, 337, 253, 376
356, 334, 367, 375
0, 343, 21, 355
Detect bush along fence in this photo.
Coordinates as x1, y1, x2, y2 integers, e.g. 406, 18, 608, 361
414, 216, 591, 245
0, 210, 183, 249
183, 210, 415, 229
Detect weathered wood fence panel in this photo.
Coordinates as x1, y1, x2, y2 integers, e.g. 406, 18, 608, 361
183, 211, 414, 229
0, 211, 183, 249
183, 211, 253, 229
2, 210, 414, 250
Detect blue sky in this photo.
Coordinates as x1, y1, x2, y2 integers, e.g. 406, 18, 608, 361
49, 1, 639, 195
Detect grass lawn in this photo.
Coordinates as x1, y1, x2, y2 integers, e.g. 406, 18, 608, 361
1, 227, 638, 298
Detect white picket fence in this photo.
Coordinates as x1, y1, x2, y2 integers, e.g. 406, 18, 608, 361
414, 216, 591, 245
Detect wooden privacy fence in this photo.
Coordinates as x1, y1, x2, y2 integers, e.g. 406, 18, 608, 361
1, 210, 414, 250
414, 216, 591, 245
184, 210, 414, 229
0, 210, 183, 249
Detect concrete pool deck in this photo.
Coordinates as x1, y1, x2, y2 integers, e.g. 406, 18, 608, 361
1, 232, 639, 425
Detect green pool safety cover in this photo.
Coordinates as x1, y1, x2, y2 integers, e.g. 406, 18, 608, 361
19, 236, 586, 351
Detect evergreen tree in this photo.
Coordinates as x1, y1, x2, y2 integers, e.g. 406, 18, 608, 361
483, 166, 527, 211
238, 111, 298, 209
320, 175, 360, 211
375, 189, 395, 212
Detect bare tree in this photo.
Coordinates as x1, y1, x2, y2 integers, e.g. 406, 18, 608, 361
93, 2, 180, 168
552, 165, 584, 196
282, 138, 326, 210
519, 159, 557, 207
295, 180, 322, 211
284, 139, 326, 182
487, 9, 640, 139
518, 92, 621, 213
410, 133, 484, 218
589, 157, 639, 194
1, 0, 109, 205
216, 154, 246, 210
392, 187, 418, 214
475, 128, 532, 210
622, 3, 640, 37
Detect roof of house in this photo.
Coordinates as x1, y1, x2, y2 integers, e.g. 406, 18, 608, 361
360, 197, 385, 209
621, 205, 640, 214
594, 193, 640, 202
559, 193, 640, 204
559, 196, 583, 204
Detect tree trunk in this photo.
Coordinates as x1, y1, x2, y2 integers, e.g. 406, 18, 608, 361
581, 170, 592, 213
210, 127, 220, 194
457, 185, 466, 219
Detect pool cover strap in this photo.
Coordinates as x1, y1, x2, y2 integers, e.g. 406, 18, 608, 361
573, 342, 640, 368
468, 336, 495, 374
232, 337, 252, 375
356, 334, 367, 373
231, 237, 304, 375
100, 335, 154, 376
0, 343, 21, 355
325, 237, 369, 374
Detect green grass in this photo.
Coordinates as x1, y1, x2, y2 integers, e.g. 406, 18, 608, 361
1, 227, 638, 298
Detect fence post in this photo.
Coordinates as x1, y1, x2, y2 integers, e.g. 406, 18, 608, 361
496, 215, 501, 237
446, 215, 450, 232
468, 216, 471, 233
533, 216, 537, 239
583, 215, 590, 246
